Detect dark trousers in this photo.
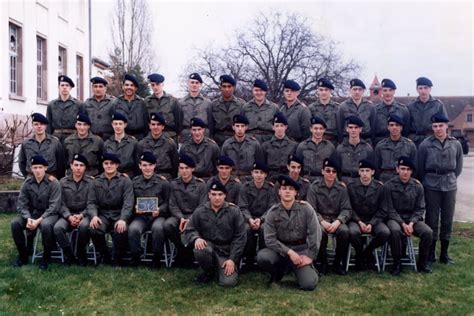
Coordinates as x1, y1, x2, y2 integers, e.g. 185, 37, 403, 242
424, 189, 456, 241
53, 217, 90, 255
11, 215, 59, 258
348, 221, 390, 257
317, 223, 350, 265
244, 223, 265, 260
193, 242, 238, 287
386, 219, 433, 261
89, 216, 128, 260
128, 216, 166, 257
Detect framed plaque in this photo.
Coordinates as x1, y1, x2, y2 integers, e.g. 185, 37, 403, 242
136, 197, 158, 213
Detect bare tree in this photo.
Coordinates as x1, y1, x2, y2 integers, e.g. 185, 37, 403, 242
0, 115, 32, 177
183, 11, 361, 103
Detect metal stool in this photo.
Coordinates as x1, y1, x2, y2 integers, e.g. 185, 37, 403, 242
31, 230, 64, 263
346, 234, 382, 272
381, 235, 417, 272
141, 231, 176, 267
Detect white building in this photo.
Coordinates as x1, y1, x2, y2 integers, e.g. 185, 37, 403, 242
0, 0, 90, 119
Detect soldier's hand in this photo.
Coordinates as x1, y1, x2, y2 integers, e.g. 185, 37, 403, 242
194, 238, 207, 250
320, 220, 332, 232
288, 249, 302, 266
297, 255, 313, 268
90, 216, 102, 229
179, 218, 190, 232
365, 224, 372, 233
115, 220, 127, 233
152, 208, 160, 218
222, 259, 235, 276
358, 221, 368, 232
26, 218, 34, 230
407, 222, 414, 235
402, 223, 412, 236
254, 218, 261, 229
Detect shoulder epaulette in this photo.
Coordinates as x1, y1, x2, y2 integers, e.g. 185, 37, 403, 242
302, 178, 310, 183
207, 137, 217, 144
298, 200, 309, 205
268, 182, 274, 187
129, 135, 137, 140
228, 202, 237, 207
158, 175, 167, 181
195, 177, 205, 183
339, 181, 347, 188
414, 179, 421, 185
375, 180, 383, 186
233, 178, 241, 184
250, 136, 257, 141
50, 135, 60, 142
85, 175, 95, 180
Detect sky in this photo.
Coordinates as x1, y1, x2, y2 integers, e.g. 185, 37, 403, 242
91, 0, 473, 98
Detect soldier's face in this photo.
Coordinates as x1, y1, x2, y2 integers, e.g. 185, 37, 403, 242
252, 87, 266, 102
209, 190, 226, 208
188, 79, 202, 94
283, 89, 299, 103
59, 82, 71, 96
71, 161, 86, 178
32, 122, 47, 135
139, 161, 156, 178
122, 81, 137, 96
31, 164, 47, 178
150, 82, 164, 95
252, 169, 267, 184
287, 162, 302, 178
75, 121, 90, 137
317, 87, 332, 101
220, 83, 234, 98
416, 85, 431, 100
217, 165, 232, 179
358, 168, 374, 183
396, 166, 412, 183
149, 121, 164, 137
178, 163, 194, 180
346, 124, 362, 138
272, 123, 287, 138
311, 124, 325, 140
92, 83, 106, 98
432, 122, 448, 138
232, 123, 247, 137
350, 87, 364, 101
112, 120, 127, 134
103, 160, 118, 174
322, 167, 337, 182
279, 185, 297, 203
382, 88, 395, 103
191, 126, 205, 142
388, 122, 402, 137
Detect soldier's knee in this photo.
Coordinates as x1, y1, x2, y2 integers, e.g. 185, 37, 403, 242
377, 226, 391, 240
337, 225, 350, 239
53, 223, 66, 235
193, 245, 212, 260
219, 274, 238, 288
298, 269, 318, 291
11, 217, 23, 230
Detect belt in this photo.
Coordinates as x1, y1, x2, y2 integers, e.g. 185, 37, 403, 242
232, 170, 251, 176
194, 171, 213, 178
323, 134, 337, 141
157, 168, 173, 174
381, 168, 397, 174
282, 239, 307, 246
425, 169, 456, 175
249, 130, 272, 135
305, 171, 322, 177
342, 171, 359, 178
269, 167, 289, 174
54, 128, 75, 133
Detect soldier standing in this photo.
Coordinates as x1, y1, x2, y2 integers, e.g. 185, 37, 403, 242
83, 77, 114, 140
207, 156, 241, 204
279, 80, 311, 142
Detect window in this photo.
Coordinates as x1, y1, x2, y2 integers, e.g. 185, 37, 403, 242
37, 36, 47, 101
58, 46, 67, 76
467, 114, 472, 123
76, 55, 84, 100
9, 22, 23, 96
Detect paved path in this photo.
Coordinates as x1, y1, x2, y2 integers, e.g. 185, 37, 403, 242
454, 153, 474, 222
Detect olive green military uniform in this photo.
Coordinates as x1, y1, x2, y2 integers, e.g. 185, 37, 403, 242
112, 95, 149, 140
104, 135, 139, 178
308, 99, 340, 144
279, 100, 311, 142
18, 134, 65, 178
46, 96, 84, 143
179, 137, 219, 179
207, 176, 241, 204
257, 200, 321, 291
179, 94, 213, 142
83, 95, 114, 139
335, 139, 373, 184
221, 136, 264, 179
373, 101, 410, 145
145, 92, 182, 140
242, 99, 279, 143
374, 137, 417, 183
64, 132, 104, 176
337, 99, 375, 142
262, 135, 298, 181
211, 96, 245, 146
296, 139, 335, 181
138, 133, 179, 179
273, 176, 310, 201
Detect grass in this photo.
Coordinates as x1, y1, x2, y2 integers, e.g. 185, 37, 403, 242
0, 214, 473, 315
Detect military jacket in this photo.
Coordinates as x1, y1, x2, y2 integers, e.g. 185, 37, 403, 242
17, 176, 61, 220
169, 176, 207, 219
336, 139, 373, 177
337, 98, 375, 139
211, 95, 245, 133
238, 180, 276, 220
373, 101, 410, 139
207, 176, 241, 204
132, 174, 170, 217
64, 132, 104, 176
242, 99, 279, 142
46, 96, 83, 134
179, 137, 219, 177
138, 133, 178, 177
83, 95, 114, 136
308, 99, 339, 138
273, 176, 310, 201
296, 138, 335, 176
279, 100, 311, 142
104, 135, 139, 174
262, 135, 298, 175
145, 92, 182, 136
221, 136, 264, 173
60, 174, 94, 218
381, 177, 425, 224
307, 179, 352, 224
19, 134, 65, 177
179, 94, 213, 141
374, 137, 417, 182
408, 96, 448, 144
347, 179, 384, 225
112, 95, 148, 137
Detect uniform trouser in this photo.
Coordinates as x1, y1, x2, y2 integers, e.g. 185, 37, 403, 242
386, 219, 433, 261
89, 216, 128, 259
193, 243, 239, 287
424, 189, 456, 242
163, 217, 184, 247
244, 223, 265, 259
128, 216, 166, 257
348, 221, 390, 258
53, 217, 90, 255
317, 223, 350, 265
11, 215, 59, 258
257, 248, 318, 291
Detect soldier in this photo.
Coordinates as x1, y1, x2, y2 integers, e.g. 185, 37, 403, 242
279, 80, 311, 142
128, 152, 170, 268
111, 74, 149, 140
221, 114, 264, 181
373, 79, 410, 145
207, 156, 241, 204
46, 75, 83, 143
144, 73, 182, 141
238, 161, 277, 268
307, 157, 352, 275
185, 180, 246, 287
53, 154, 93, 266
296, 116, 335, 182
337, 79, 375, 144
87, 153, 134, 266
179, 118, 219, 180
138, 112, 179, 180
179, 73, 213, 143
11, 155, 61, 269
417, 113, 463, 266
374, 114, 417, 183
347, 159, 389, 270
104, 112, 139, 178
308, 78, 340, 145
242, 79, 279, 143
63, 112, 104, 177
83, 76, 114, 140
211, 75, 246, 146
163, 154, 207, 266
336, 115, 373, 184
257, 175, 321, 291
18, 113, 65, 178
382, 156, 433, 275
408, 77, 448, 147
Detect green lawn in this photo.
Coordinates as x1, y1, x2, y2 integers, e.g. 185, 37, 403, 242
0, 213, 473, 315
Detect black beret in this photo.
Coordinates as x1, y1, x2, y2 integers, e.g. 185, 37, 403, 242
76, 112, 91, 125
253, 79, 268, 91
253, 160, 269, 173
233, 114, 249, 125
346, 115, 365, 127
431, 113, 449, 123
273, 112, 288, 125
189, 72, 203, 83
150, 112, 166, 125
277, 175, 300, 190
179, 153, 196, 168
58, 75, 75, 88
31, 112, 49, 125
416, 77, 433, 87
317, 78, 335, 90
90, 77, 108, 85
288, 154, 304, 166
123, 74, 139, 87
283, 80, 301, 91
323, 157, 340, 172
358, 159, 375, 170
310, 116, 327, 128
350, 78, 366, 89
148, 73, 165, 83
387, 113, 404, 126
140, 151, 157, 164
30, 155, 48, 166
102, 152, 121, 164
72, 153, 89, 167
398, 156, 416, 170
111, 112, 128, 123
217, 155, 234, 167
190, 117, 206, 128
381, 78, 397, 90
209, 180, 227, 194
220, 75, 236, 86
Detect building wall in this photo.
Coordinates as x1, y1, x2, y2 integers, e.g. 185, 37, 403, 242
450, 104, 474, 146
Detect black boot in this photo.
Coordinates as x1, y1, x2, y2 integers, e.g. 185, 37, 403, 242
439, 240, 455, 264
13, 249, 29, 268
194, 271, 214, 284
63, 247, 76, 266
427, 240, 437, 265
417, 254, 433, 273
129, 253, 141, 268
391, 258, 402, 276
39, 250, 51, 270
77, 249, 88, 267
